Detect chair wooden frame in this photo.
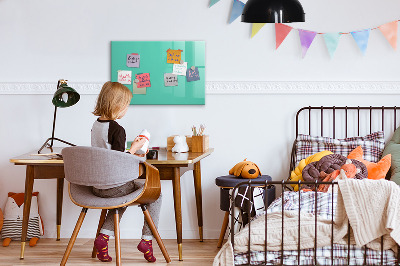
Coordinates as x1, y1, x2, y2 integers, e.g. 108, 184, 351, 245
60, 162, 171, 265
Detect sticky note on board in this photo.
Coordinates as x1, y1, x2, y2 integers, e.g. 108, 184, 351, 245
132, 82, 146, 94
167, 49, 183, 64
117, 70, 132, 84
164, 73, 178, 87
136, 73, 151, 88
173, 62, 187, 76
127, 53, 140, 68
186, 67, 200, 82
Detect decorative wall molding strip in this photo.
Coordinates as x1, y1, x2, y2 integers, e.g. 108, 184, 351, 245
207, 81, 400, 94
0, 81, 399, 95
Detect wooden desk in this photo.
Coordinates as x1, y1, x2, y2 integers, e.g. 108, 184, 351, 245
10, 147, 213, 261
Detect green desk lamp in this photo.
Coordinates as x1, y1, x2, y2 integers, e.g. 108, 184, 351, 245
38, 79, 80, 154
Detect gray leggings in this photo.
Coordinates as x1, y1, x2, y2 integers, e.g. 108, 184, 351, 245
92, 180, 162, 240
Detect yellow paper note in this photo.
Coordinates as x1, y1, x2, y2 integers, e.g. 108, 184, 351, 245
167, 49, 183, 64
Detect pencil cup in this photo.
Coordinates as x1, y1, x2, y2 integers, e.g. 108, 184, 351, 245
191, 135, 209, 153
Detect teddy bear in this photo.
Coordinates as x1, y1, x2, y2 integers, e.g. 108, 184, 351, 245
1, 192, 44, 247
229, 159, 261, 179
172, 135, 189, 153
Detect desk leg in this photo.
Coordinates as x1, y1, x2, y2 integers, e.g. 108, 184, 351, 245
172, 167, 183, 261
20, 165, 35, 259
56, 178, 64, 241
193, 161, 203, 242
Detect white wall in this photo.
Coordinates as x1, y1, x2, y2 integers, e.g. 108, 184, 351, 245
1, 0, 400, 240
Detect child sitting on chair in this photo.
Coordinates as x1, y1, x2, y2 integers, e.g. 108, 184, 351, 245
91, 81, 162, 263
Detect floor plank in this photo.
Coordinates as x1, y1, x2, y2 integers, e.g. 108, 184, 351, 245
0, 239, 221, 265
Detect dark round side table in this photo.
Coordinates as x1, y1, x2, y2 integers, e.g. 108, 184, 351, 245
215, 175, 275, 248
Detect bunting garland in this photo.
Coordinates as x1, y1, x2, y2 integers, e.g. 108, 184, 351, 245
298, 30, 317, 58
275, 23, 292, 49
208, 1, 399, 58
251, 23, 266, 38
229, 0, 245, 24
209, 0, 220, 7
351, 29, 370, 55
378, 21, 398, 50
323, 33, 341, 58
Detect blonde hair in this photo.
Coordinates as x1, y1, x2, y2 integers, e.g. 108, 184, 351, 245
93, 82, 133, 120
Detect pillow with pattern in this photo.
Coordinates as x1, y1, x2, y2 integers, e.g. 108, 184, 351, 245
294, 131, 385, 167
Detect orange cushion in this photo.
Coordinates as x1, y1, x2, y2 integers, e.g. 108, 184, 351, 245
347, 146, 391, 180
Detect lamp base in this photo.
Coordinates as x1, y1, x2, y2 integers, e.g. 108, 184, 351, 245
38, 137, 76, 154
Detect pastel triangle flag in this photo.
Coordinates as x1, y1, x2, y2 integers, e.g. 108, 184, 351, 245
209, 0, 220, 7
229, 0, 245, 24
378, 21, 398, 50
323, 33, 341, 58
251, 23, 266, 38
298, 29, 317, 58
351, 29, 370, 55
275, 23, 293, 49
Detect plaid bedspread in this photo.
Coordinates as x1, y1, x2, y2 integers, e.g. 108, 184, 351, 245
234, 244, 397, 265
234, 191, 397, 265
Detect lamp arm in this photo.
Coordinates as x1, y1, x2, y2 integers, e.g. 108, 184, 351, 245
50, 79, 61, 148
50, 105, 57, 148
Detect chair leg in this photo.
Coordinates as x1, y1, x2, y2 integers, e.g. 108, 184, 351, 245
91, 209, 108, 258
60, 208, 88, 266
217, 211, 230, 248
141, 205, 171, 263
114, 209, 121, 266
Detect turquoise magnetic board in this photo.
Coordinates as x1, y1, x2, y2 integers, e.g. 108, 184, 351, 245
111, 41, 205, 105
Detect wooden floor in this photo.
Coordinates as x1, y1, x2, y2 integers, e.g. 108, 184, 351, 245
0, 239, 221, 265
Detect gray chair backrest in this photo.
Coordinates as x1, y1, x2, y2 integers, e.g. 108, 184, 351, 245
62, 146, 145, 187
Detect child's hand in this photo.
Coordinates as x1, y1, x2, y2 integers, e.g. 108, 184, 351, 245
134, 148, 149, 157
129, 137, 147, 155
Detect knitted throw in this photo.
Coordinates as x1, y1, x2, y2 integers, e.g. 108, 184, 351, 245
335, 178, 400, 251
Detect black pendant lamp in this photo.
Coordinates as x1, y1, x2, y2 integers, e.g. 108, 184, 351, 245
242, 0, 305, 23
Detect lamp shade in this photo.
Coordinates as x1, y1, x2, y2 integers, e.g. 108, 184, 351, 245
241, 0, 305, 23
52, 84, 80, 108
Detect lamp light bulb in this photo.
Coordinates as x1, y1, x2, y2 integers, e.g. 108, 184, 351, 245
61, 92, 69, 103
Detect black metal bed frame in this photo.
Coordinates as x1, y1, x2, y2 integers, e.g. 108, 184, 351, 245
230, 106, 400, 266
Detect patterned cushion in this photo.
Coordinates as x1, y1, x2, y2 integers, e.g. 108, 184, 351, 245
294, 131, 385, 166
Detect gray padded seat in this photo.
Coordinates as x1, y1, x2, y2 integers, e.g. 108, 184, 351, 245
69, 180, 145, 208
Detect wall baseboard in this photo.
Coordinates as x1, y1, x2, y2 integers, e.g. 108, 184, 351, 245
1, 81, 399, 95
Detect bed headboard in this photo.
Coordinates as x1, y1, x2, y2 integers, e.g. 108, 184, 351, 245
290, 106, 400, 179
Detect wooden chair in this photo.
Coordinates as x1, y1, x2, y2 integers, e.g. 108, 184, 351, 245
60, 146, 171, 265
